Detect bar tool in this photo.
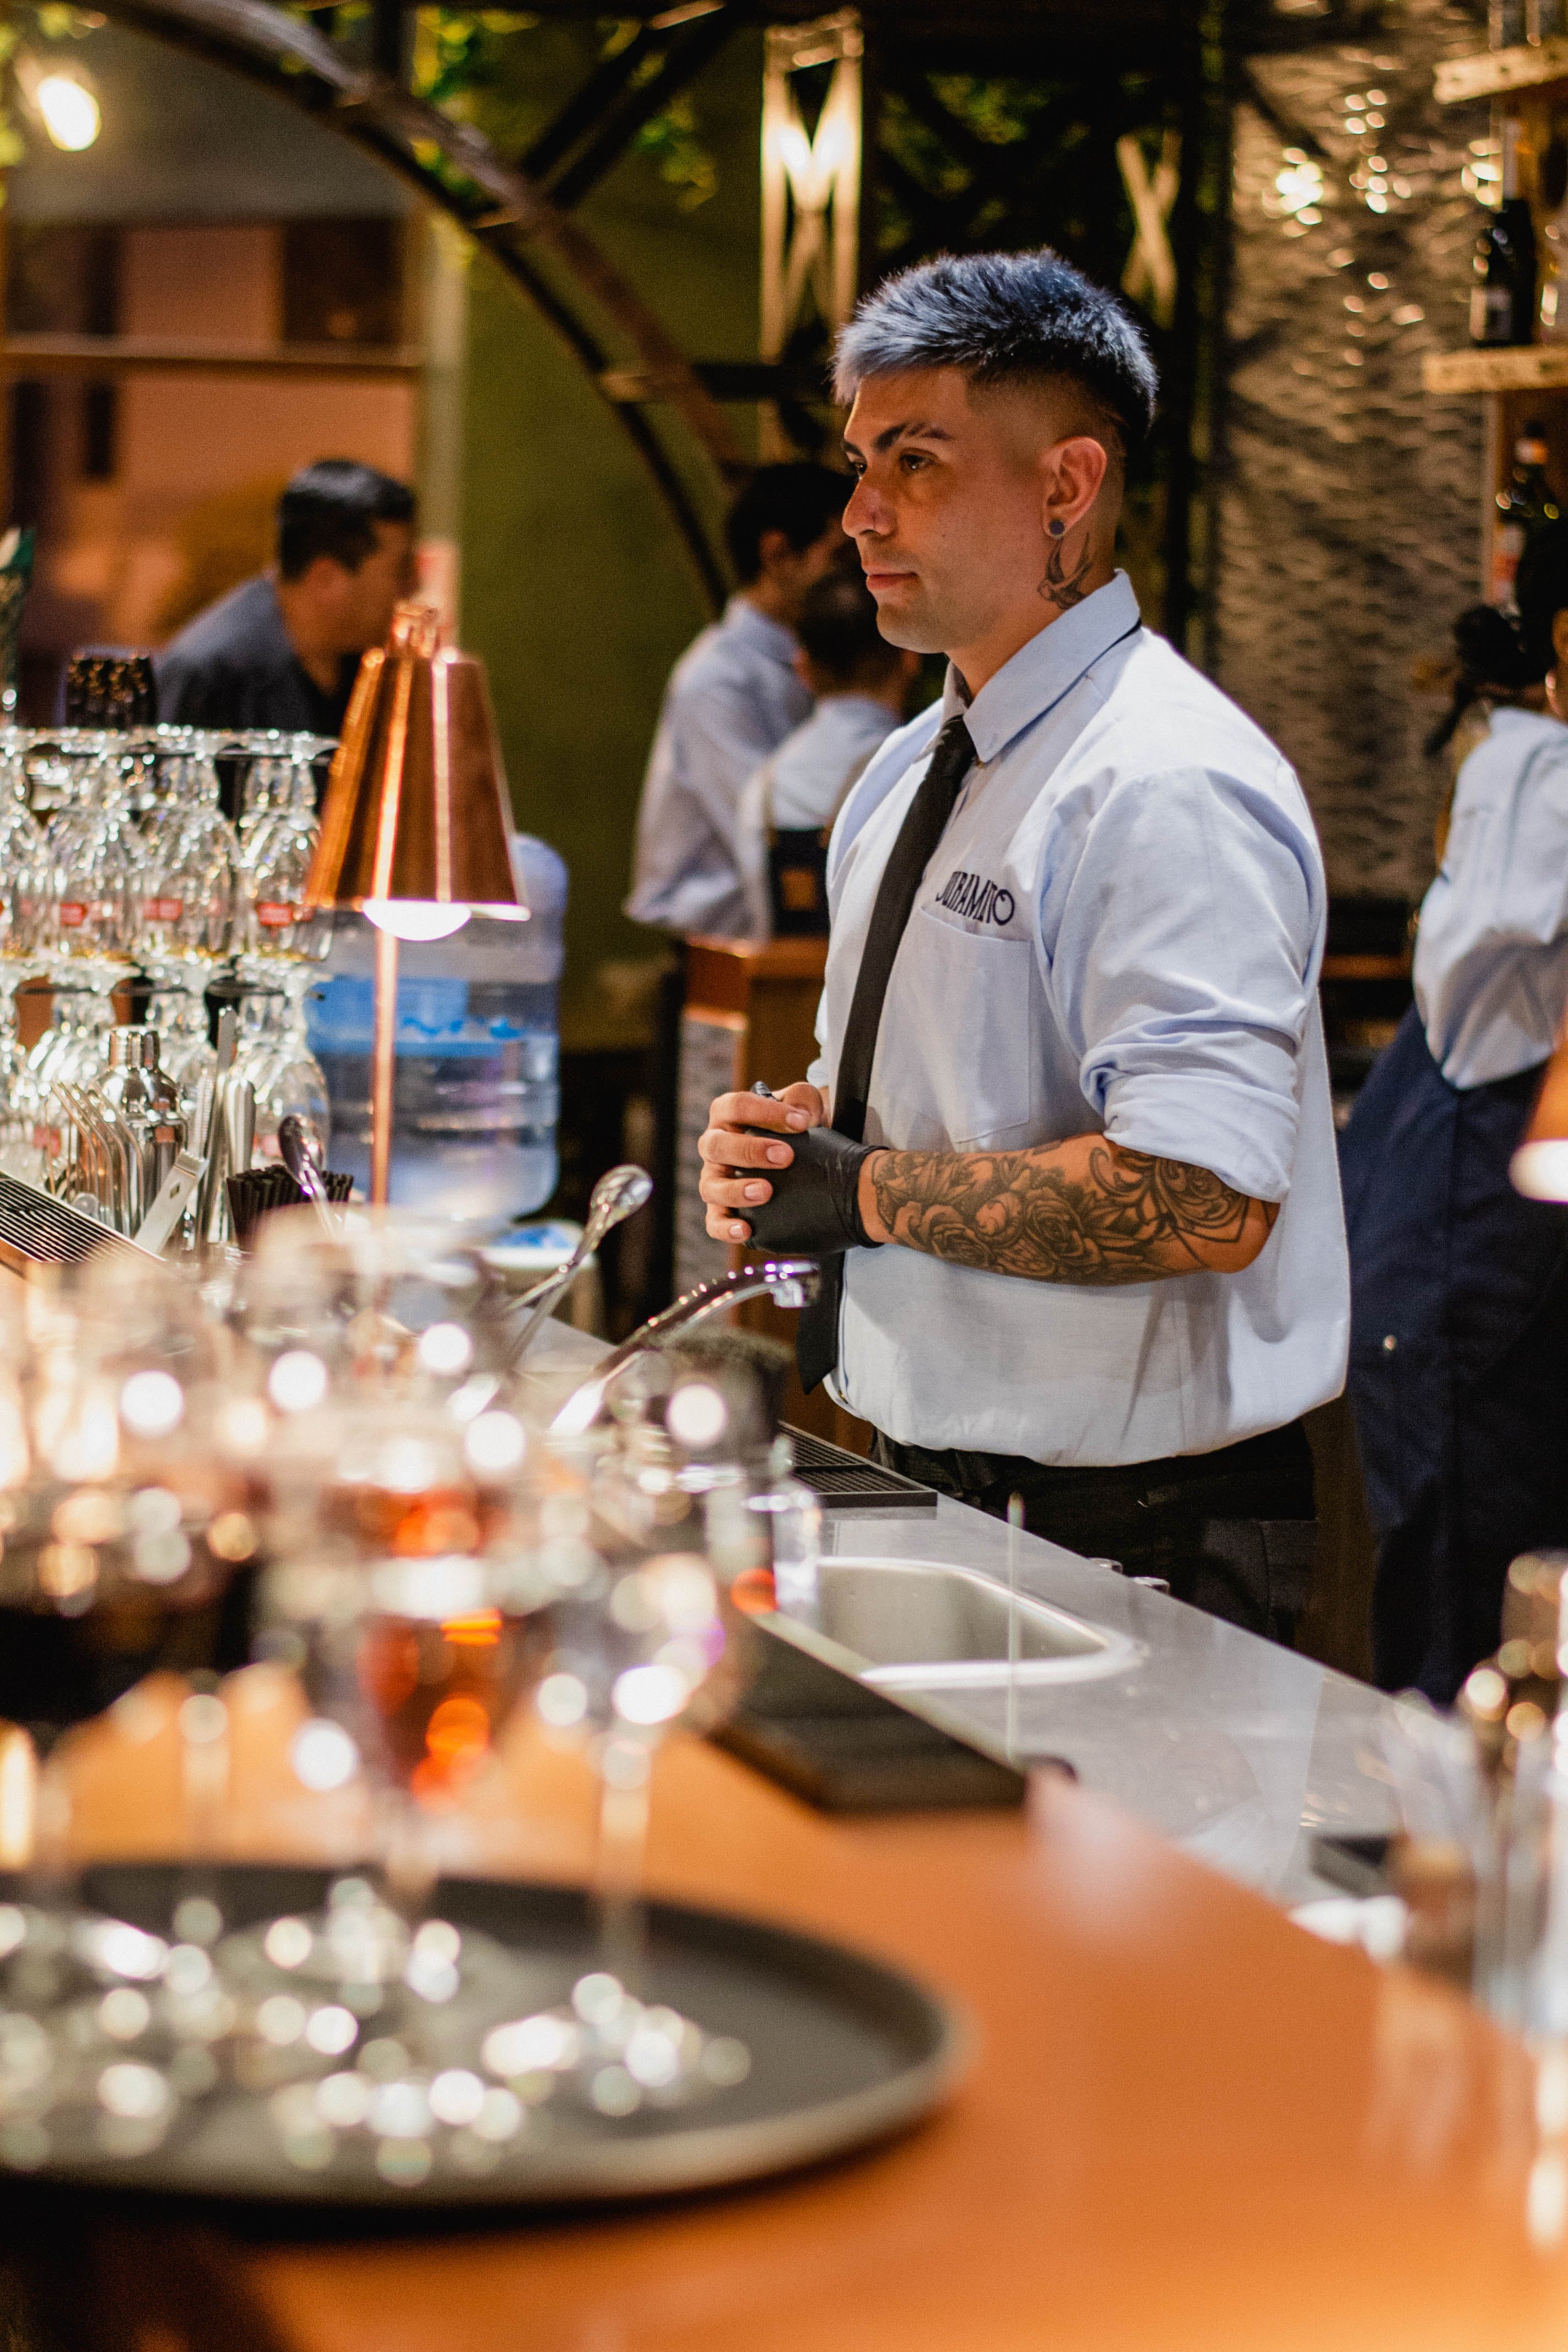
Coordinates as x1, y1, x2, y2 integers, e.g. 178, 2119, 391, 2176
136, 1149, 208, 1256
103, 1026, 187, 1206
504, 1163, 652, 1366
277, 1112, 338, 1236
194, 1008, 237, 1246
551, 1258, 819, 1434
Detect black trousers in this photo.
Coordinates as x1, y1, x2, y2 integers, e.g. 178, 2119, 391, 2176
872, 1420, 1317, 1648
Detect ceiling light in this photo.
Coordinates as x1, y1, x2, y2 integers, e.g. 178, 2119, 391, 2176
35, 70, 100, 152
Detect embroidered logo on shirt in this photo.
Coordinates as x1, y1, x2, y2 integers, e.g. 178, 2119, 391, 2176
933, 869, 1017, 928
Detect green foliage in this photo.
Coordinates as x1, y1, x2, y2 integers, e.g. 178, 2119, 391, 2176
633, 92, 716, 210
407, 8, 717, 213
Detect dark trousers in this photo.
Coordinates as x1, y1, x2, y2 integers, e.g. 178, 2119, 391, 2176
1340, 1005, 1568, 1703
872, 1421, 1317, 1647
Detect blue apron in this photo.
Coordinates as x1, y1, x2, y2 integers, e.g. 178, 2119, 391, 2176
1342, 1003, 1568, 1702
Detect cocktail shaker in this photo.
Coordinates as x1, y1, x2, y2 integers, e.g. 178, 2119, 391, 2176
103, 1026, 187, 1204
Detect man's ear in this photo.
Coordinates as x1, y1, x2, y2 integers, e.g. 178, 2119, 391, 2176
755, 526, 793, 580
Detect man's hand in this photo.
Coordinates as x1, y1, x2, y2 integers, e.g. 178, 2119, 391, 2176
699, 1082, 826, 1243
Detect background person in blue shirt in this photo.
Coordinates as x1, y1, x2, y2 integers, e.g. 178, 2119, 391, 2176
698, 250, 1348, 1645
1343, 532, 1568, 1702
626, 463, 848, 941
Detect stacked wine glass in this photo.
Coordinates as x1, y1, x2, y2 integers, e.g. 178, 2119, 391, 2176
0, 717, 336, 1241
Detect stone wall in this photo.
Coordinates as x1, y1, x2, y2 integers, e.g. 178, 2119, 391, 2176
1214, 0, 1488, 904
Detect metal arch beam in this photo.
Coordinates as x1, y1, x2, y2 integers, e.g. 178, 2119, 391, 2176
85, 0, 747, 612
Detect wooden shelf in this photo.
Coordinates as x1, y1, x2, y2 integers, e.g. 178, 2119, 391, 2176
1320, 952, 1412, 983
1424, 344, 1568, 392
1435, 37, 1568, 104
0, 333, 421, 382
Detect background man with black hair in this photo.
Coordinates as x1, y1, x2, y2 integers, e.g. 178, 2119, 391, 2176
626, 461, 848, 940
156, 458, 417, 734
736, 569, 922, 940
699, 250, 1349, 1646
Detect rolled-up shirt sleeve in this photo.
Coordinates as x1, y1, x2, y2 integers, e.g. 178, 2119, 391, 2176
1042, 764, 1322, 1204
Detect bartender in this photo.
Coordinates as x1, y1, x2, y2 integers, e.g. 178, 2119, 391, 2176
698, 248, 1349, 1643
1342, 537, 1568, 1703
155, 459, 416, 735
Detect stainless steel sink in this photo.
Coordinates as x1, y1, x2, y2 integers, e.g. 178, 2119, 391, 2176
769, 1555, 1142, 1690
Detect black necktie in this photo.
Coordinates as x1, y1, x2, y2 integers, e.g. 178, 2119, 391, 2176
797, 713, 976, 1393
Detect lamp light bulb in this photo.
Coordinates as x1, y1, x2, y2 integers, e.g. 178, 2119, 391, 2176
361, 899, 471, 942
36, 72, 100, 152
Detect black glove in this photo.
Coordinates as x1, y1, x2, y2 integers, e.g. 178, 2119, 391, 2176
740, 1123, 879, 1257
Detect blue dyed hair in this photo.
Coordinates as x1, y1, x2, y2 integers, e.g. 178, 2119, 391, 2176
832, 248, 1158, 454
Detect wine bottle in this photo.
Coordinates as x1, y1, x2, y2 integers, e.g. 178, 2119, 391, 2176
1492, 421, 1561, 605
1472, 119, 1538, 347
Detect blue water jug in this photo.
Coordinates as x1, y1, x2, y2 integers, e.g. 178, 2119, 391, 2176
306, 832, 566, 1231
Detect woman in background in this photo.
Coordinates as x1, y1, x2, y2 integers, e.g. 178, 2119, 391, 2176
1343, 524, 1568, 1702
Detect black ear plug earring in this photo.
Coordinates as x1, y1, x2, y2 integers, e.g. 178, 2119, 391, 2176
1047, 518, 1066, 539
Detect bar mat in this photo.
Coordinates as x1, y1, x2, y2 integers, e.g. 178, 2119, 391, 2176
713, 1616, 1025, 1813
784, 1427, 939, 1515
0, 1171, 149, 1270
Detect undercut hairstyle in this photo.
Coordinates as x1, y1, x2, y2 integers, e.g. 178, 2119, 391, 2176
277, 460, 416, 581
832, 248, 1158, 458
796, 569, 901, 687
724, 463, 849, 586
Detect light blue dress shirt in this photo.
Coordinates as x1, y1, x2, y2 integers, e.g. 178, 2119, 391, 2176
735, 692, 904, 941
1414, 705, 1568, 1089
626, 596, 812, 939
808, 571, 1349, 1466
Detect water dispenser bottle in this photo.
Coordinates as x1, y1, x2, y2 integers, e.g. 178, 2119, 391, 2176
306, 832, 566, 1230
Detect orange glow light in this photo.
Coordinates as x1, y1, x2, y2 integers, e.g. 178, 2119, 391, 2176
441, 1609, 502, 1647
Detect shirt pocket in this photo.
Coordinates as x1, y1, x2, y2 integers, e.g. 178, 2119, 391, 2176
884, 904, 1035, 1149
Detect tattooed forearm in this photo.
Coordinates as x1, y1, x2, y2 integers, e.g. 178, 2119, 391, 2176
864, 1137, 1280, 1284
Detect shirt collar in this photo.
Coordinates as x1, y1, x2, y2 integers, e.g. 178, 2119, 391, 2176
814, 693, 897, 729
724, 592, 799, 667
940, 570, 1142, 764
1489, 703, 1554, 734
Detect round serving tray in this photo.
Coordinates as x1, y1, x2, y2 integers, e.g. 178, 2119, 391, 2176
9, 1862, 966, 2209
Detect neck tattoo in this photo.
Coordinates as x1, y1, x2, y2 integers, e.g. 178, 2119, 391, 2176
1039, 533, 1093, 613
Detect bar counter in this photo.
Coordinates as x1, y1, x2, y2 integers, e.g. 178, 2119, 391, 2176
18, 1331, 1544, 2347
53, 1693, 1568, 2352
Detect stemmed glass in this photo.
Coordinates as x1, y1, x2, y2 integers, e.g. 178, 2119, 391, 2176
137, 736, 237, 1102
0, 754, 46, 1179
518, 1387, 743, 2115
228, 1262, 561, 2182
32, 732, 140, 1086
0, 1247, 308, 2171
232, 984, 330, 1169
233, 739, 329, 1161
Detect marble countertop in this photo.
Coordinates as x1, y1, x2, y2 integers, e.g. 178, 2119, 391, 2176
528, 1320, 1398, 1908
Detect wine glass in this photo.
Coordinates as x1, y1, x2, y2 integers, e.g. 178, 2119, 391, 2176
232, 982, 330, 1170
137, 732, 237, 1100
34, 733, 140, 1076
515, 1388, 745, 2116
0, 771, 46, 1180
234, 1208, 546, 1952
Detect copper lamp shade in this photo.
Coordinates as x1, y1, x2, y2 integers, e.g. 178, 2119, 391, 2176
304, 600, 523, 921
302, 601, 526, 1208
1513, 1033, 1568, 1202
